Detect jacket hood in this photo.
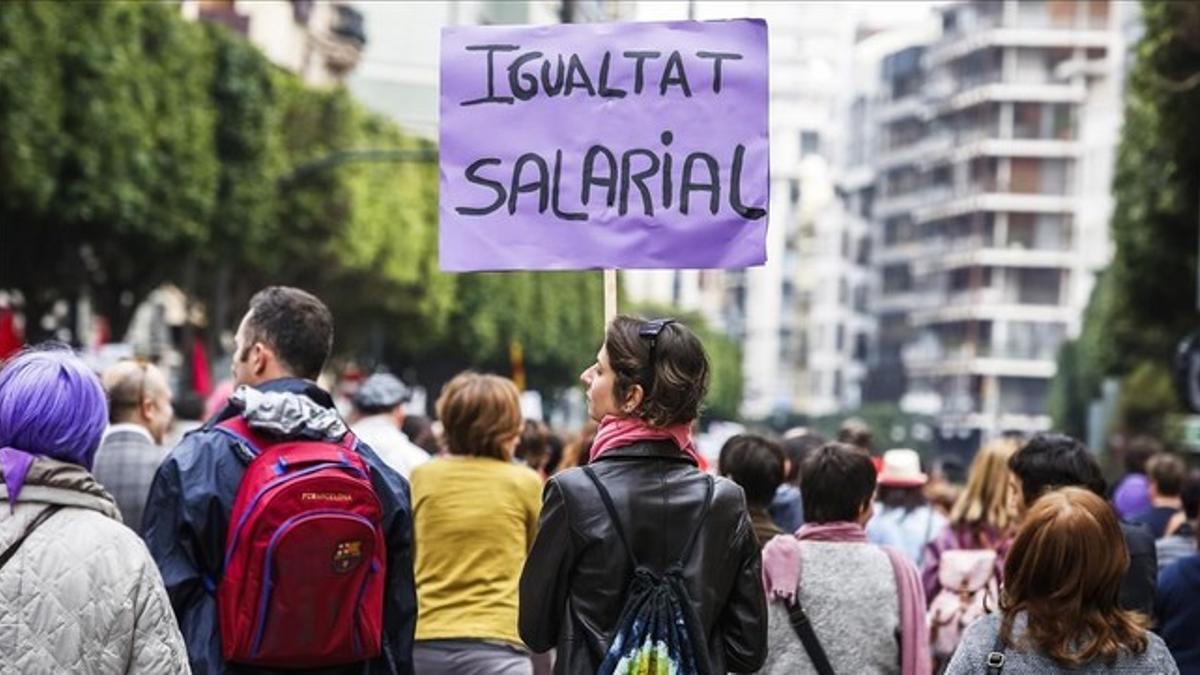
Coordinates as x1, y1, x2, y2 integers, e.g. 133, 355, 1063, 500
230, 383, 347, 442
0, 457, 120, 520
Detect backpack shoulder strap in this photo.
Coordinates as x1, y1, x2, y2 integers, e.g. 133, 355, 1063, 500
214, 415, 268, 458
985, 632, 1006, 674
675, 475, 714, 567
785, 594, 835, 675
582, 466, 637, 567
214, 415, 358, 459
0, 505, 62, 572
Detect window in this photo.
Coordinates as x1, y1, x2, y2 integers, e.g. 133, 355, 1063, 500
800, 131, 820, 156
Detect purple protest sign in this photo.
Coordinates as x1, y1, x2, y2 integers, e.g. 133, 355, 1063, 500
439, 19, 769, 272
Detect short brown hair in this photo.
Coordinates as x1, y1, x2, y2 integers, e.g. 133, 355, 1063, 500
801, 442, 877, 523
242, 286, 333, 380
1000, 487, 1148, 667
436, 372, 522, 460
1146, 452, 1187, 497
604, 315, 709, 427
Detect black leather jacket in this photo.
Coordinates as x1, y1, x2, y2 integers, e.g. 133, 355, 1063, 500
518, 441, 767, 674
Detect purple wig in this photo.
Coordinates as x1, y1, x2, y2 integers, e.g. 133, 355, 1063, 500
0, 345, 108, 505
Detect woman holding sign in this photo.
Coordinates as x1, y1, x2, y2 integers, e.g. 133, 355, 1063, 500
518, 316, 766, 674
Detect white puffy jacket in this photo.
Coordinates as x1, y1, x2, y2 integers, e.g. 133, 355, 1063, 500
0, 457, 189, 674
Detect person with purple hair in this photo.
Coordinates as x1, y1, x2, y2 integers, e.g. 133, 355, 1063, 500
0, 345, 188, 672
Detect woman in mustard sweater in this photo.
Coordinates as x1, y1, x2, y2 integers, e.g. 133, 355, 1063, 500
411, 372, 542, 675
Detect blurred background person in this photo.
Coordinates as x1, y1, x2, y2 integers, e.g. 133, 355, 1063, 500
1156, 473, 1200, 674
1007, 433, 1157, 616
514, 418, 550, 478
718, 433, 786, 547
402, 414, 443, 457
868, 448, 947, 567
922, 438, 1019, 670
1112, 436, 1161, 521
540, 428, 566, 478
1157, 470, 1200, 573
410, 372, 541, 675
946, 487, 1177, 674
555, 419, 598, 472
92, 358, 174, 533
924, 454, 967, 518
0, 347, 188, 671
771, 428, 824, 532
349, 372, 428, 480
838, 417, 874, 457
760, 441, 928, 675
1132, 452, 1188, 539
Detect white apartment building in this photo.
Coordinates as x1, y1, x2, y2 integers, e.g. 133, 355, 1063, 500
623, 1, 860, 420
868, 0, 1131, 451
182, 0, 366, 85
351, 1, 631, 139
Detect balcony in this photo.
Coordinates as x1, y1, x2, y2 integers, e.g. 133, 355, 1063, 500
962, 412, 1052, 434
316, 4, 366, 77
949, 138, 1080, 164
197, 4, 250, 35
915, 191, 1074, 223
936, 81, 1087, 115
904, 339, 1058, 381
878, 133, 955, 170
878, 186, 953, 219
928, 27, 1112, 67
876, 95, 930, 124
930, 244, 1076, 271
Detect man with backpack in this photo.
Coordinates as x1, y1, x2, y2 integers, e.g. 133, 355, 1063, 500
143, 287, 416, 674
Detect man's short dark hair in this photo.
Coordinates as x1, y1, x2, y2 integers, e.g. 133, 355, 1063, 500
837, 417, 872, 453
719, 434, 785, 508
801, 442, 877, 524
243, 286, 333, 381
1147, 453, 1187, 497
1008, 433, 1107, 506
781, 430, 827, 484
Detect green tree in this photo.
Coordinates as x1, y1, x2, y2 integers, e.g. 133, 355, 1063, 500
1053, 0, 1200, 434
0, 2, 219, 335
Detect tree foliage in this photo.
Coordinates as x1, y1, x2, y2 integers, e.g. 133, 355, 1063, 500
1052, 0, 1200, 434
0, 2, 616, 396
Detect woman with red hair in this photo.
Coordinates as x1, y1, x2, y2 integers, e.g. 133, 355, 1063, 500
946, 487, 1178, 673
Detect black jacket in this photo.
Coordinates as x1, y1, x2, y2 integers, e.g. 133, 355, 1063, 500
518, 441, 767, 674
142, 378, 417, 674
1119, 520, 1157, 616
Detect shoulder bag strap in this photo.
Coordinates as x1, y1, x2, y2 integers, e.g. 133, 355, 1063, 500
0, 505, 63, 572
985, 632, 1006, 674
582, 466, 638, 567
785, 593, 836, 675
675, 475, 714, 567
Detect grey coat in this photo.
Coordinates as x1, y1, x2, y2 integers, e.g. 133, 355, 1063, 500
92, 427, 167, 533
0, 458, 189, 674
946, 613, 1178, 674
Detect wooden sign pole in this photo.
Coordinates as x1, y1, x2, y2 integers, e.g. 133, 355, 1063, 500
604, 269, 618, 327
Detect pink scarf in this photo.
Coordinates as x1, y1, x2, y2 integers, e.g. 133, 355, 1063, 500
588, 415, 703, 466
762, 522, 931, 675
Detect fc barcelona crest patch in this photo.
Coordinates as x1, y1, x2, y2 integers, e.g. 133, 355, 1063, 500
333, 540, 364, 574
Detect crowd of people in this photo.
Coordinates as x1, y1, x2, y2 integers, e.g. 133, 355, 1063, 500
1, 284, 1198, 674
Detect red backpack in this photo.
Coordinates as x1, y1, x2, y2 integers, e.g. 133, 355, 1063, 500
215, 416, 386, 668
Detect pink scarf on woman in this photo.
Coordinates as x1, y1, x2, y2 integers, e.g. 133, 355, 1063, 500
588, 415, 704, 466
762, 522, 931, 675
